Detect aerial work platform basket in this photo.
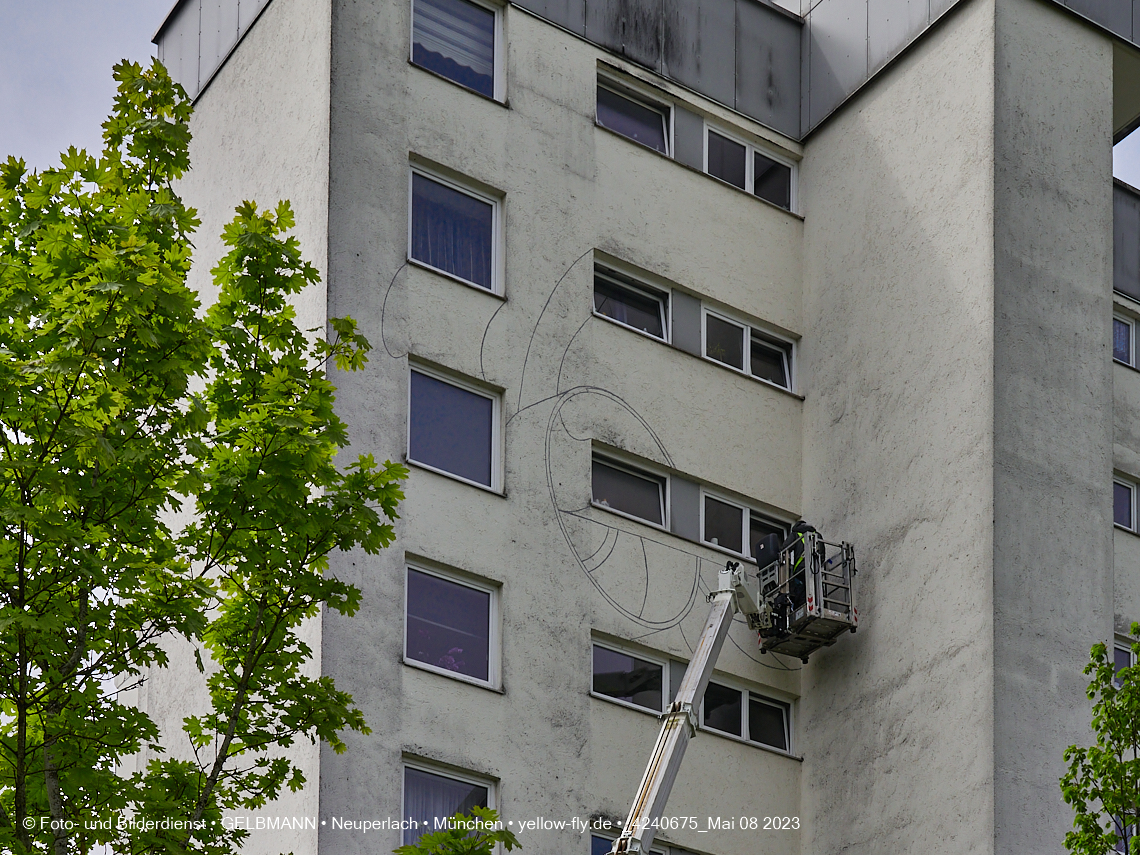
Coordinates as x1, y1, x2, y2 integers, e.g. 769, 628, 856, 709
752, 531, 858, 662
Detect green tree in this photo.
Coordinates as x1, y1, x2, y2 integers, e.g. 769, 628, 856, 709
393, 808, 520, 855
0, 60, 405, 855
1061, 625, 1140, 855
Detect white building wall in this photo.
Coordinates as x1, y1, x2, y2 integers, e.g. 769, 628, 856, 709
145, 0, 333, 853
318, 1, 809, 853
146, 0, 1135, 852
799, 1, 998, 851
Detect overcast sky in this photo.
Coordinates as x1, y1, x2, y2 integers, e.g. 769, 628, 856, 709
3, 1, 1140, 184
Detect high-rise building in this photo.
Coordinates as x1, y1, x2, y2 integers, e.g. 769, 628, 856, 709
143, 0, 1140, 851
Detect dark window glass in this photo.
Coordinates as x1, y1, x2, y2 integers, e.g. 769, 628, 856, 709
597, 86, 668, 154
1115, 645, 1132, 687
707, 131, 746, 189
749, 695, 788, 751
592, 459, 664, 525
592, 837, 666, 855
704, 496, 743, 553
751, 334, 790, 388
592, 645, 663, 711
409, 370, 494, 486
1115, 318, 1131, 363
412, 0, 495, 97
406, 569, 490, 681
403, 767, 488, 846
705, 314, 744, 370
669, 659, 686, 702
750, 515, 786, 560
1115, 481, 1133, 528
703, 681, 742, 736
754, 152, 792, 209
594, 273, 666, 339
411, 173, 494, 289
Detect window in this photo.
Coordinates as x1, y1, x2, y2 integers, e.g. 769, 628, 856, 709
749, 695, 790, 752
593, 267, 668, 340
409, 169, 498, 291
1114, 641, 1136, 687
703, 680, 742, 736
1115, 315, 1135, 366
705, 126, 795, 211
409, 366, 499, 490
411, 0, 499, 99
405, 566, 496, 685
596, 83, 670, 155
592, 456, 666, 527
403, 763, 491, 847
590, 836, 667, 855
592, 643, 664, 711
1115, 479, 1136, 531
702, 680, 791, 752
702, 492, 787, 559
703, 309, 794, 391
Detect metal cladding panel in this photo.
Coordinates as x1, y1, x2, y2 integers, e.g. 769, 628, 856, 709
1115, 183, 1140, 301
930, 0, 958, 21
669, 476, 701, 541
238, 0, 272, 32
804, 0, 868, 127
662, 0, 736, 107
585, 0, 664, 68
1063, 0, 1131, 38
162, 0, 203, 99
867, 0, 929, 72
1135, 0, 1140, 43
735, 0, 801, 137
199, 0, 240, 85
515, 0, 587, 33
670, 290, 703, 356
672, 104, 705, 170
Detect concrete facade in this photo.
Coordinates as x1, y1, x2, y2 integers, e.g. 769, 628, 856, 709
149, 0, 1140, 851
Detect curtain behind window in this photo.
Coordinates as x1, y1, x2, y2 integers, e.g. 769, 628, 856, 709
403, 767, 489, 845
413, 0, 495, 96
411, 173, 493, 289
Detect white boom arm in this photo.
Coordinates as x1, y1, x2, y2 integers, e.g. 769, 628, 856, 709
609, 563, 760, 855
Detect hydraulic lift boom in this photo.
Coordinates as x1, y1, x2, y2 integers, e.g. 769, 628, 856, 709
609, 532, 857, 855
607, 563, 757, 855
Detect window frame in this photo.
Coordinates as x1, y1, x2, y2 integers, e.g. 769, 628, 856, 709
407, 165, 504, 295
590, 453, 669, 531
1114, 638, 1137, 688
592, 265, 670, 343
590, 639, 669, 715
1115, 313, 1136, 367
595, 75, 673, 157
702, 121, 797, 212
409, 0, 505, 101
1115, 477, 1137, 532
698, 675, 794, 755
701, 306, 796, 392
401, 759, 496, 847
407, 362, 503, 492
698, 489, 788, 561
403, 562, 501, 689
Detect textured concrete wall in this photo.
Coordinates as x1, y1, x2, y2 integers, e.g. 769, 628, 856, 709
992, 0, 1114, 850
319, 0, 808, 852
798, 1, 998, 851
144, 0, 333, 853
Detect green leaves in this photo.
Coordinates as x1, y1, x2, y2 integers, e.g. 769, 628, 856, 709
1, 59, 405, 855
393, 809, 521, 855
1061, 626, 1140, 855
